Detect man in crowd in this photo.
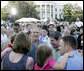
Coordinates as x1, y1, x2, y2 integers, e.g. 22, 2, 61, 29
57, 36, 83, 70
13, 22, 21, 34
27, 27, 43, 65
50, 31, 62, 60
75, 18, 83, 31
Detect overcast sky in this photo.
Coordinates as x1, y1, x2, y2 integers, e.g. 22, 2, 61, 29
1, 1, 83, 10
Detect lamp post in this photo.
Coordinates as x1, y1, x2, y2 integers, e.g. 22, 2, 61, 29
11, 7, 17, 22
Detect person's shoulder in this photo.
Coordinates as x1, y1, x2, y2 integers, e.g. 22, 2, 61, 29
80, 21, 83, 24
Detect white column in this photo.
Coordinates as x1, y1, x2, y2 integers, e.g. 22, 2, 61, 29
40, 5, 42, 20
45, 4, 47, 19
50, 4, 51, 19
53, 5, 55, 19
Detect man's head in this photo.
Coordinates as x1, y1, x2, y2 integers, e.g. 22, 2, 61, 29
76, 18, 80, 22
50, 31, 61, 48
13, 22, 20, 33
48, 24, 55, 32
31, 27, 40, 41
59, 36, 78, 55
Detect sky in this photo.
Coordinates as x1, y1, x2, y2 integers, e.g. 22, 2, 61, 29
1, 1, 83, 10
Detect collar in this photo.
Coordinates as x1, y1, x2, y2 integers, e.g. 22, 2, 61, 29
68, 50, 79, 54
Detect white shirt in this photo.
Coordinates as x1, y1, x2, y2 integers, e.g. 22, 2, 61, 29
42, 35, 51, 44
39, 35, 53, 50
75, 21, 83, 28
1, 33, 8, 44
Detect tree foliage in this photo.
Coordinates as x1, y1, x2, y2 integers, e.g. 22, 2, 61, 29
1, 1, 40, 22
62, 3, 83, 23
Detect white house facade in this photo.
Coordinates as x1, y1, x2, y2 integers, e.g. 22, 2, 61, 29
34, 1, 64, 20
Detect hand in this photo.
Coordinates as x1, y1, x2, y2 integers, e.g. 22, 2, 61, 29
64, 53, 74, 57
79, 50, 83, 56
68, 53, 74, 57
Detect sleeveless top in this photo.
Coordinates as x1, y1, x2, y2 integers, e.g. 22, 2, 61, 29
3, 51, 28, 70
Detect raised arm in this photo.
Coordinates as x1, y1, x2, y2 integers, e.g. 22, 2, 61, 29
53, 53, 74, 70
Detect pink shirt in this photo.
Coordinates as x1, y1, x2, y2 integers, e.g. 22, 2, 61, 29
34, 58, 56, 70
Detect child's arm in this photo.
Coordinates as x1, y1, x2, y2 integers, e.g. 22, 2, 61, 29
53, 53, 74, 70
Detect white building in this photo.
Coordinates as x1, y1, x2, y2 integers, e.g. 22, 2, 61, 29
34, 1, 64, 20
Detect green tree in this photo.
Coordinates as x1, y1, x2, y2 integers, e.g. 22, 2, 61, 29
1, 8, 7, 21
62, 3, 83, 23
1, 1, 40, 22
72, 4, 83, 22
62, 3, 73, 23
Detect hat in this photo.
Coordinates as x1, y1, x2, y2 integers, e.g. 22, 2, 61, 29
76, 18, 80, 21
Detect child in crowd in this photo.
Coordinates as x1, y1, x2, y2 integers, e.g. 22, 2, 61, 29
35, 44, 74, 70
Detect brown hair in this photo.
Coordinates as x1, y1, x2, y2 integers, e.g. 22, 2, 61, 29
61, 35, 78, 49
36, 44, 52, 67
13, 32, 31, 54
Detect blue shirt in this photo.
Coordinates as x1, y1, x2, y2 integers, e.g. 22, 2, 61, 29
57, 51, 83, 70
27, 40, 43, 65
73, 35, 78, 40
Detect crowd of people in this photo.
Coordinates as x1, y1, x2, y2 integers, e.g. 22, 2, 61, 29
1, 18, 83, 70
